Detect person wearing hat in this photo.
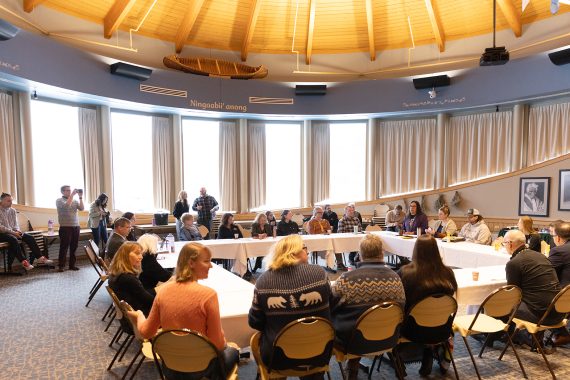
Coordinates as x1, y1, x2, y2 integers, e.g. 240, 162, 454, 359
458, 208, 492, 245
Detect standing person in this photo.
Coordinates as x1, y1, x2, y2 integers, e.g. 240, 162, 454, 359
331, 234, 405, 380
178, 213, 202, 241
192, 187, 219, 239
276, 209, 299, 236
385, 205, 404, 232
402, 200, 428, 235
323, 204, 339, 233
458, 208, 492, 245
172, 190, 189, 239
517, 215, 541, 252
0, 192, 52, 270
87, 193, 109, 248
426, 205, 457, 238
56, 185, 84, 272
337, 205, 361, 269
248, 235, 332, 379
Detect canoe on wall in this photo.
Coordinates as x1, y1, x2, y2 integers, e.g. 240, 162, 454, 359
163, 55, 268, 79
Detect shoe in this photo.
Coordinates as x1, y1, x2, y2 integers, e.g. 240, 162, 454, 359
419, 348, 433, 376
57, 267, 65, 272
337, 263, 348, 271
22, 260, 34, 271
36, 256, 54, 265
551, 333, 570, 347
69, 266, 80, 271
324, 266, 337, 274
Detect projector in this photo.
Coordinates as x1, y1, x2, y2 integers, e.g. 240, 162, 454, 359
479, 47, 509, 66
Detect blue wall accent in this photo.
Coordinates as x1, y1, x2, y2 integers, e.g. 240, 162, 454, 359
1, 30, 569, 116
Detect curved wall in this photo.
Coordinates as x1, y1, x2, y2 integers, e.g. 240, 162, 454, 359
1, 30, 570, 116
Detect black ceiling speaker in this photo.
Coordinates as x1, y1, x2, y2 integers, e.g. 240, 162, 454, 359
295, 85, 327, 95
413, 75, 450, 89
480, 0, 509, 66
0, 19, 19, 41
110, 62, 152, 81
549, 48, 570, 66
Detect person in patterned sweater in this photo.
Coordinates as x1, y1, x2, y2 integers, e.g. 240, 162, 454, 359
331, 234, 405, 380
248, 235, 332, 379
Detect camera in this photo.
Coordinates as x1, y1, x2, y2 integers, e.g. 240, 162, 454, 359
77, 189, 83, 194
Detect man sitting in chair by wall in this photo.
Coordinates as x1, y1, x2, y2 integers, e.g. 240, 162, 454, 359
331, 234, 405, 380
547, 222, 570, 346
0, 192, 53, 270
105, 217, 131, 263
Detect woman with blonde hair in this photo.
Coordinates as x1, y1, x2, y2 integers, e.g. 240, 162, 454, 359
426, 205, 457, 238
178, 213, 202, 241
108, 241, 154, 316
249, 235, 332, 378
137, 234, 172, 294
172, 190, 189, 238
130, 242, 239, 378
518, 215, 541, 252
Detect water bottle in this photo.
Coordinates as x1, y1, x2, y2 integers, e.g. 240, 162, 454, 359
47, 219, 54, 235
167, 233, 175, 253
151, 217, 156, 226
272, 226, 277, 238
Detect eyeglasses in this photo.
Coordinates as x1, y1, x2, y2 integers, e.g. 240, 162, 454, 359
302, 245, 308, 251
501, 241, 513, 246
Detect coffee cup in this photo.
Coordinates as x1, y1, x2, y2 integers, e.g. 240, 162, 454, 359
327, 229, 332, 235
234, 233, 239, 239
353, 226, 359, 234
472, 271, 479, 281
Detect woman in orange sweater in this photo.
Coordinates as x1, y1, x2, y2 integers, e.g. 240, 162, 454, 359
129, 242, 239, 378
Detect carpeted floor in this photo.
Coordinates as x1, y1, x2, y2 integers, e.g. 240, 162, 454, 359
1, 259, 569, 379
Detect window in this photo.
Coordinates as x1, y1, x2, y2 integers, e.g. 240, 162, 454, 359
265, 123, 301, 209
111, 112, 153, 212
30, 100, 84, 208
182, 119, 220, 204
328, 122, 367, 203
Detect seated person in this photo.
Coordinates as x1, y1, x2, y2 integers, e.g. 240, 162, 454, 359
458, 208, 492, 245
549, 220, 564, 249
108, 242, 154, 316
331, 234, 405, 380
398, 235, 457, 376
137, 234, 172, 295
265, 210, 277, 230
178, 213, 202, 241
517, 215, 540, 252
217, 213, 243, 239
120, 212, 137, 241
0, 192, 53, 270
548, 222, 570, 346
426, 205, 457, 238
402, 201, 428, 235
248, 235, 332, 379
337, 205, 362, 270
105, 217, 131, 262
385, 205, 404, 232
276, 209, 299, 236
307, 206, 336, 273
251, 212, 272, 273
129, 243, 239, 379
323, 204, 339, 233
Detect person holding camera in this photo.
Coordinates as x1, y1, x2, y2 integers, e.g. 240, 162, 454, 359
55, 185, 84, 272
87, 193, 110, 249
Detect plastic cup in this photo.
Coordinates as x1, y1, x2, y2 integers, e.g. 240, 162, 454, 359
472, 271, 479, 281
234, 233, 239, 239
353, 226, 359, 234
494, 242, 500, 251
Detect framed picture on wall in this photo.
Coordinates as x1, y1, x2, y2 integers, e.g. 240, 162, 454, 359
518, 177, 550, 217
559, 170, 570, 211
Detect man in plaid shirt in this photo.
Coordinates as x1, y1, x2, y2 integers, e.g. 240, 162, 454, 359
192, 187, 219, 238
336, 205, 362, 270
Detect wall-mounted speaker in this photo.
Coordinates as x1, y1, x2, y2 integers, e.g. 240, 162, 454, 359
295, 84, 327, 95
549, 48, 570, 66
412, 75, 451, 89
109, 62, 152, 81
0, 19, 19, 41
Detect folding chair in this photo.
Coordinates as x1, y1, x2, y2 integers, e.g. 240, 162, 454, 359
152, 329, 238, 380
251, 316, 335, 380
453, 285, 526, 379
334, 302, 405, 379
84, 243, 109, 307
499, 284, 570, 379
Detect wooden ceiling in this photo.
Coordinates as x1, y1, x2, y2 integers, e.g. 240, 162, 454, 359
23, 0, 570, 66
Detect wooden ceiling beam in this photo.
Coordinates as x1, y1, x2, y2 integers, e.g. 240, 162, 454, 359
103, 0, 137, 39
175, 0, 206, 53
424, 0, 445, 52
241, 0, 262, 62
306, 0, 317, 65
497, 0, 522, 37
365, 0, 376, 61
23, 0, 46, 13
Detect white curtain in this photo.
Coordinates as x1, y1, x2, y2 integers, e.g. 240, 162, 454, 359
78, 107, 100, 203
447, 111, 512, 185
527, 102, 570, 165
152, 116, 172, 210
0, 93, 17, 196
377, 118, 437, 196
219, 120, 239, 211
248, 121, 266, 210
311, 121, 330, 203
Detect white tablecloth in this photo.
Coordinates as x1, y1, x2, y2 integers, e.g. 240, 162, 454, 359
452, 265, 507, 305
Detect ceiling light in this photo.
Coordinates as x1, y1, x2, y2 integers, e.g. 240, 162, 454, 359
31, 90, 38, 100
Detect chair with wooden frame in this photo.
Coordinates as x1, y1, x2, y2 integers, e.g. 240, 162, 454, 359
250, 316, 335, 380
499, 284, 570, 379
334, 302, 405, 380
365, 225, 382, 232
453, 285, 526, 379
152, 329, 238, 380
